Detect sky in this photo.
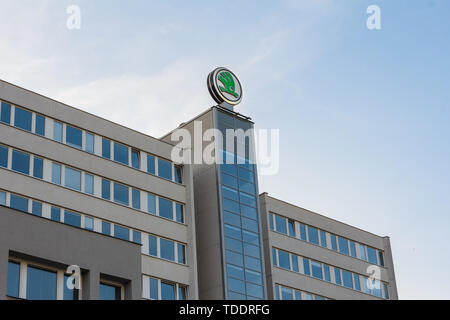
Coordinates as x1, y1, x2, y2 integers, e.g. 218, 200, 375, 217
1, 0, 449, 299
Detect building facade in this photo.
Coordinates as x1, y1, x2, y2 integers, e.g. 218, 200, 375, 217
0, 77, 398, 300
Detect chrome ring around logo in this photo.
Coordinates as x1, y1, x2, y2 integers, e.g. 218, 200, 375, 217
207, 67, 243, 106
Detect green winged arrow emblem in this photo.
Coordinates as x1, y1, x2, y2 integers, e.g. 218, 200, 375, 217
218, 71, 239, 98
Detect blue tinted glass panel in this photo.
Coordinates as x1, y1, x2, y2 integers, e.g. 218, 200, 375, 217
227, 264, 244, 280
308, 226, 319, 245
7, 261, 20, 297
288, 220, 295, 237
0, 191, 6, 206
246, 283, 263, 299
132, 188, 140, 209
342, 270, 353, 289
275, 215, 287, 234
243, 230, 258, 245
64, 210, 81, 228
303, 258, 310, 276
354, 274, 361, 291
292, 254, 299, 272
311, 261, 322, 279
33, 157, 43, 179
226, 250, 243, 267
158, 158, 172, 180
278, 250, 290, 270
223, 198, 239, 214
102, 221, 111, 235
324, 264, 331, 282
338, 237, 349, 255
161, 282, 175, 300
176, 203, 183, 223
100, 283, 118, 300
221, 163, 237, 176
240, 204, 257, 220
1, 102, 11, 124
65, 167, 81, 191
114, 142, 128, 165
14, 107, 32, 131
160, 239, 175, 261
244, 243, 260, 258
63, 275, 76, 300
383, 283, 389, 299
131, 150, 139, 169
239, 179, 255, 195
320, 230, 327, 248
35, 114, 45, 136
53, 121, 62, 142
51, 206, 60, 222
85, 132, 94, 153
150, 278, 158, 299
10, 194, 28, 212
0, 145, 8, 168
84, 173, 94, 195
224, 211, 241, 227
239, 192, 256, 207
330, 234, 337, 251
174, 166, 182, 183
281, 287, 293, 300
159, 198, 173, 219
102, 138, 111, 159
360, 244, 367, 261
52, 163, 61, 184
272, 248, 277, 266
350, 241, 357, 257
31, 201, 42, 216
147, 155, 155, 174
222, 172, 238, 189
12, 150, 30, 174
177, 243, 185, 264
299, 224, 307, 241
226, 237, 243, 253
66, 125, 82, 149
268, 213, 274, 230
114, 225, 129, 241
334, 268, 342, 285
274, 285, 280, 300
295, 290, 301, 300
149, 235, 157, 256
228, 278, 245, 294
26, 266, 57, 300
367, 247, 378, 264
222, 185, 238, 201
246, 269, 262, 285
132, 230, 141, 244
84, 216, 93, 230
147, 194, 156, 214
242, 217, 258, 232
238, 167, 254, 182
113, 183, 129, 206
101, 179, 110, 200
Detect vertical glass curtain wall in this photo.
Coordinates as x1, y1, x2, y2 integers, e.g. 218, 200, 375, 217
215, 109, 265, 300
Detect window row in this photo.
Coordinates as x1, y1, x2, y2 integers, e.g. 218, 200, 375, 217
0, 190, 187, 265
0, 100, 182, 183
274, 284, 329, 300
143, 275, 187, 300
268, 212, 385, 266
0, 144, 185, 224
272, 247, 390, 299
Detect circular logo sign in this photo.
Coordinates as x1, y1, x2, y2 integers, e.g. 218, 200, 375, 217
207, 67, 243, 106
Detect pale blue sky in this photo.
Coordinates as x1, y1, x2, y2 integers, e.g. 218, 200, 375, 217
1, 0, 449, 299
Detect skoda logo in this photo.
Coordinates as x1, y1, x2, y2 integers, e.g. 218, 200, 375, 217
207, 67, 243, 106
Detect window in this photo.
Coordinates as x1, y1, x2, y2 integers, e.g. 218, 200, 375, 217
102, 138, 111, 159
1, 102, 11, 124
239, 192, 256, 207
161, 282, 175, 300
7, 261, 20, 298
383, 283, 389, 299
176, 203, 184, 223
0, 191, 6, 206
268, 213, 274, 230
53, 121, 63, 142
85, 132, 94, 153
10, 194, 28, 212
132, 230, 141, 244
330, 234, 337, 251
308, 226, 319, 245
299, 223, 307, 241
33, 157, 43, 179
158, 158, 172, 180
147, 194, 156, 214
272, 248, 277, 266
275, 215, 287, 234
160, 238, 175, 261
222, 185, 238, 201
378, 251, 385, 266
311, 261, 323, 279
239, 179, 255, 195
149, 277, 158, 299
52, 163, 61, 185
147, 155, 155, 174
222, 172, 237, 189
159, 197, 173, 220
246, 269, 262, 285
114, 142, 129, 165
228, 264, 244, 280
350, 241, 357, 258
102, 221, 111, 235
288, 220, 295, 237
223, 198, 239, 214
238, 167, 254, 182
51, 206, 60, 222
132, 188, 140, 209
228, 277, 245, 294
35, 114, 45, 136
354, 274, 361, 291
149, 235, 157, 256
66, 125, 82, 149
281, 287, 293, 300
247, 283, 263, 299
274, 285, 280, 300
100, 283, 120, 300
14, 107, 32, 131
367, 247, 378, 264
101, 179, 110, 200
65, 167, 81, 191
12, 150, 30, 175
225, 224, 242, 240
360, 244, 367, 261
278, 250, 290, 270
178, 286, 186, 300
292, 254, 299, 272
64, 210, 81, 228
177, 243, 186, 264
338, 237, 349, 255
84, 173, 94, 195
324, 264, 331, 282
31, 201, 42, 216
84, 216, 94, 230
174, 165, 182, 183
131, 149, 140, 169
63, 275, 78, 300
295, 290, 301, 300
27, 266, 57, 300
114, 225, 129, 241
342, 270, 353, 289
303, 258, 310, 276
320, 230, 327, 248
113, 183, 129, 206
334, 268, 342, 285
0, 145, 8, 168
